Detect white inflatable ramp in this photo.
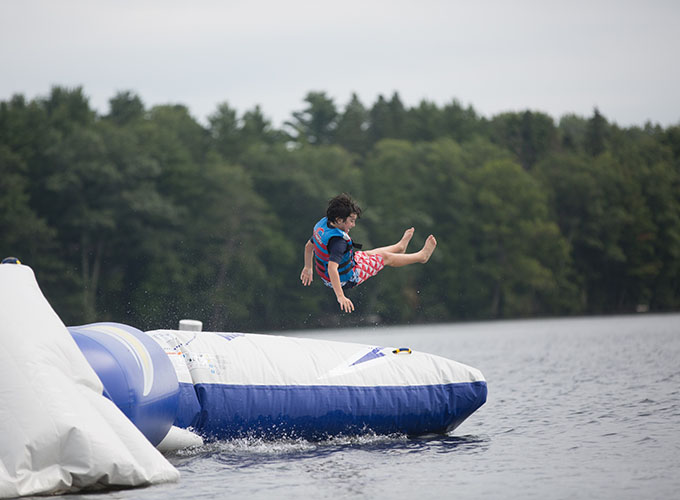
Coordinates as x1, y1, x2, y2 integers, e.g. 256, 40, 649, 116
0, 265, 179, 499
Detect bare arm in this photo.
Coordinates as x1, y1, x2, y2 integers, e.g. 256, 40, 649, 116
300, 240, 315, 286
328, 261, 354, 313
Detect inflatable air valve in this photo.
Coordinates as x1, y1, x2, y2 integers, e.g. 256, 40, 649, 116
68, 322, 180, 446
179, 319, 203, 331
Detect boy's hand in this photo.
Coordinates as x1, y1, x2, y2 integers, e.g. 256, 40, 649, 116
337, 295, 354, 313
300, 267, 313, 286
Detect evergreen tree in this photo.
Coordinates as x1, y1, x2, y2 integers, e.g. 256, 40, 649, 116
585, 107, 607, 157
241, 105, 278, 147
404, 99, 443, 142
558, 114, 588, 152
441, 99, 480, 142
368, 95, 390, 145
489, 111, 556, 169
286, 91, 338, 145
335, 93, 369, 155
208, 102, 241, 160
107, 91, 145, 126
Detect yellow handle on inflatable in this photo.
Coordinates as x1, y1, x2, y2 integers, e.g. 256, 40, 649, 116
392, 347, 412, 354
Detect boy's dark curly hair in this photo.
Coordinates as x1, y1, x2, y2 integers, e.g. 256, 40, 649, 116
326, 193, 362, 223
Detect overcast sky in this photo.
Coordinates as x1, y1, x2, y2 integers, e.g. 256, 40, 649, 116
1, 0, 679, 128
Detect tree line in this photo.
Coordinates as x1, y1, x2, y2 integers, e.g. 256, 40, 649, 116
1, 86, 679, 331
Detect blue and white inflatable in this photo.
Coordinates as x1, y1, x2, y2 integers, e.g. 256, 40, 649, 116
66, 324, 487, 441
152, 329, 487, 439
1, 263, 487, 497
68, 323, 180, 446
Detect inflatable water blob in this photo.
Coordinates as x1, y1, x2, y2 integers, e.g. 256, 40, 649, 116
68, 323, 487, 441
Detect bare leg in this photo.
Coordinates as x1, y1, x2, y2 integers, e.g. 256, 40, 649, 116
376, 235, 437, 267
365, 227, 415, 256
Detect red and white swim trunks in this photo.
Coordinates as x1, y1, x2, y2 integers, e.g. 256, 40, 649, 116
351, 251, 385, 285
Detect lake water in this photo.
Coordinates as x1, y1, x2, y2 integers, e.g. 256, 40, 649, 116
52, 314, 680, 500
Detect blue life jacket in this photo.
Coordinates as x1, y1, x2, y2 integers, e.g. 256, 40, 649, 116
311, 217, 356, 285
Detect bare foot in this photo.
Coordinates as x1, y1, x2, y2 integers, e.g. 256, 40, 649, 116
396, 227, 415, 253
420, 235, 437, 263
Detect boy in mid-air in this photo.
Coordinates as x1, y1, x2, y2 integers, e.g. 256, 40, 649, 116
300, 193, 437, 313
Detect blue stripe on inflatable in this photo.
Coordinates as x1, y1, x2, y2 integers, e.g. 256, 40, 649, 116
191, 381, 487, 439
175, 381, 202, 429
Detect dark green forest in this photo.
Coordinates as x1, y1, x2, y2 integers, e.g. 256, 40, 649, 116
1, 87, 679, 331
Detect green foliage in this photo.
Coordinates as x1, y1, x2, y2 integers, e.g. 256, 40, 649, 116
286, 91, 338, 145
2, 86, 679, 330
468, 158, 572, 317
367, 93, 407, 145
441, 100, 482, 143
107, 91, 145, 126
0, 145, 56, 266
585, 108, 608, 157
558, 114, 588, 152
404, 100, 444, 142
489, 111, 557, 169
335, 93, 369, 156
